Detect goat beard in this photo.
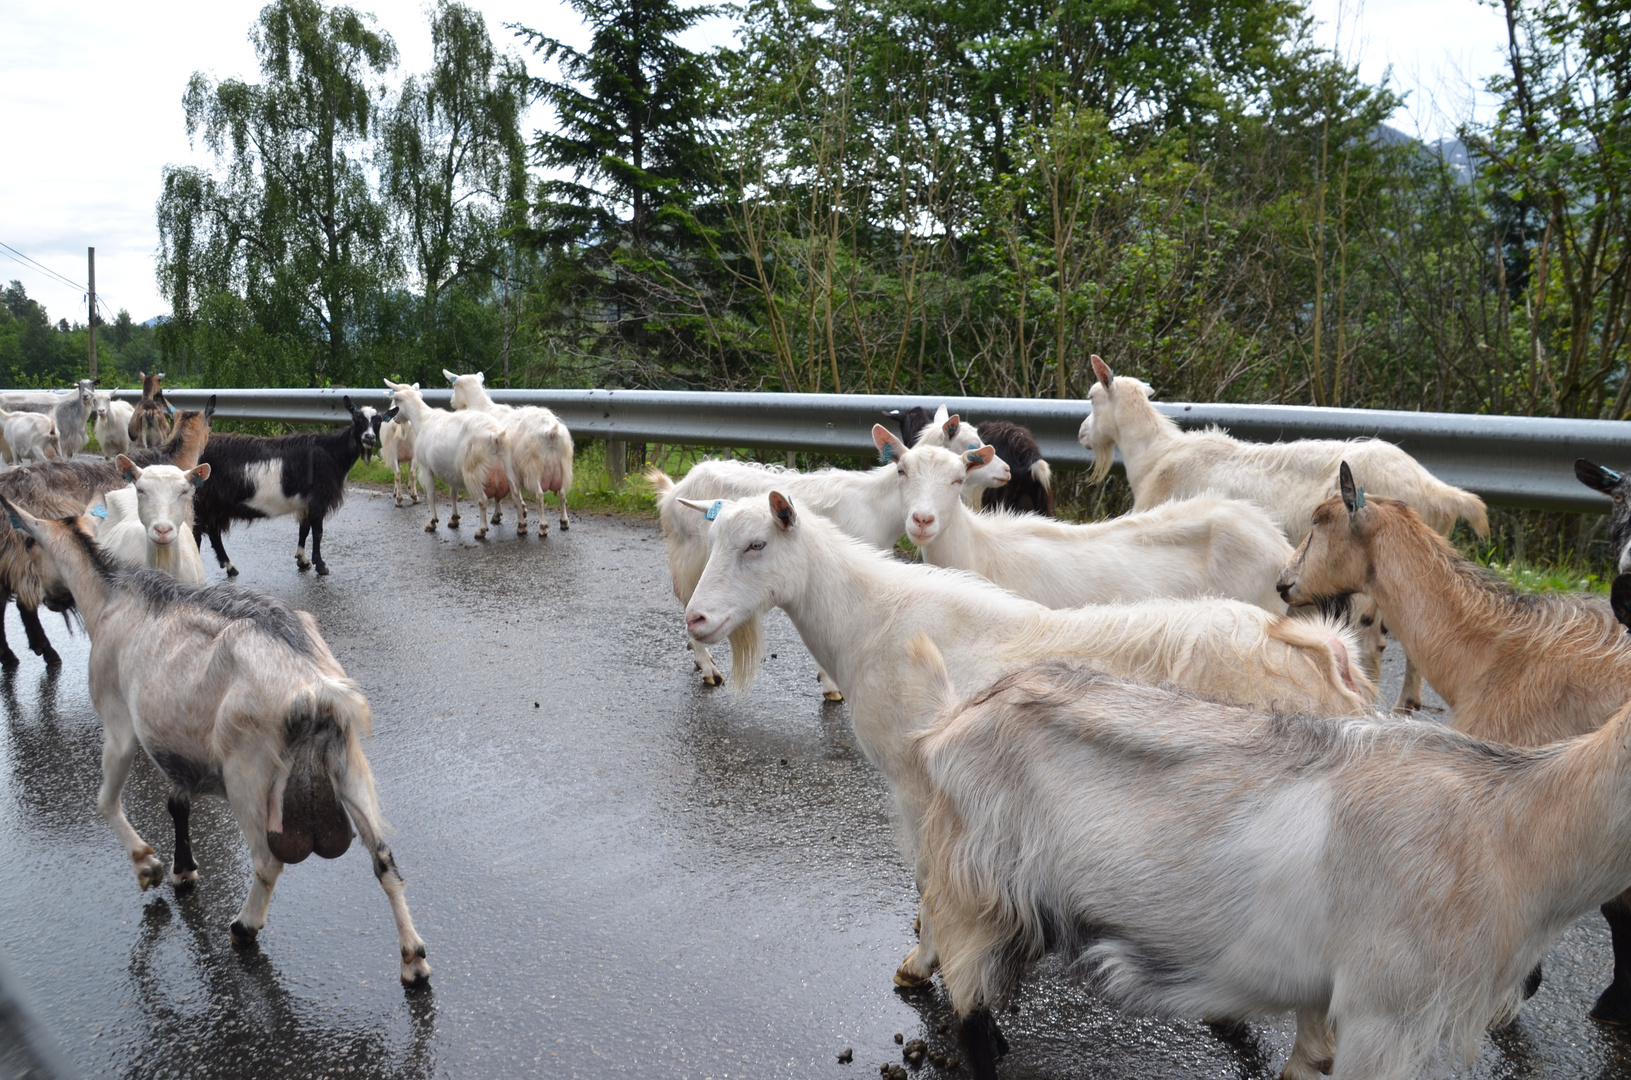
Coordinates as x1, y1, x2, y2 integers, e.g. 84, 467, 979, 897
728, 617, 765, 690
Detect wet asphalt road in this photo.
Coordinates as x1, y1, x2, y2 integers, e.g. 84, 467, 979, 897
3, 488, 1631, 1080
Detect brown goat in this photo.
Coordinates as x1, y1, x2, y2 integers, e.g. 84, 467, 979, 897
0, 404, 214, 666
1278, 461, 1631, 1024
128, 371, 172, 448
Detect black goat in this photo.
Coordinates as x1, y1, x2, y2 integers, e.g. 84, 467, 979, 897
1576, 458, 1631, 574
890, 406, 1054, 516
194, 397, 379, 577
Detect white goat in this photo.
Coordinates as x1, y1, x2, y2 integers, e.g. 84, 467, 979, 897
904, 405, 1013, 506
95, 458, 211, 584
651, 425, 1008, 696
378, 396, 420, 506
0, 408, 61, 465
383, 380, 510, 539
898, 442, 1290, 613
444, 369, 574, 534
908, 639, 1625, 1080
679, 492, 1372, 993
1078, 355, 1489, 711
95, 398, 134, 459
1, 497, 431, 984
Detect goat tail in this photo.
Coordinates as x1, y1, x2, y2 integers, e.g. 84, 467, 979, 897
1459, 491, 1490, 539
1031, 459, 1053, 491
1266, 612, 1376, 711
904, 632, 959, 732
645, 467, 674, 498
267, 677, 373, 866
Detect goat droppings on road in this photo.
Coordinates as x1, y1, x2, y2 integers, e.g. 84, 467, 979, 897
534, 702, 540, 708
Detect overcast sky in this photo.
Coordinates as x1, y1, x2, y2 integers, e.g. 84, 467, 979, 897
0, 0, 1512, 327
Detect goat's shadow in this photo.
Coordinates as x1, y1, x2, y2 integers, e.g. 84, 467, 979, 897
0, 666, 106, 839
120, 891, 437, 1080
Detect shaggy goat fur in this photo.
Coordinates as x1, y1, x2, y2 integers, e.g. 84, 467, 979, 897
1280, 463, 1631, 1025
909, 637, 1629, 1080
128, 371, 172, 448
681, 492, 1373, 991
897, 441, 1290, 614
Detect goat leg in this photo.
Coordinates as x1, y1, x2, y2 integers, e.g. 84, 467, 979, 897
0, 593, 19, 668
168, 795, 198, 887
955, 1010, 1003, 1080
295, 520, 313, 572
205, 528, 238, 577
310, 518, 329, 575
1592, 892, 1631, 1025
18, 603, 59, 666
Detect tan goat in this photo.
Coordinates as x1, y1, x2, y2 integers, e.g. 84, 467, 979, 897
1278, 461, 1631, 1026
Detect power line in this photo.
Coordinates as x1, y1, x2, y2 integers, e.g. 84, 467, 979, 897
0, 241, 85, 294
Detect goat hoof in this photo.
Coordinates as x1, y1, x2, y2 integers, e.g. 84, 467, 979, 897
894, 946, 936, 987
401, 942, 432, 985
315, 563, 330, 576
296, 560, 311, 573
225, 566, 240, 579
425, 521, 438, 533
538, 525, 549, 537
448, 517, 460, 529
1590, 985, 1631, 1026
823, 690, 844, 701
0, 649, 17, 668
229, 920, 259, 949
516, 523, 527, 536
701, 671, 724, 687
134, 852, 166, 891
559, 519, 570, 531
40, 648, 61, 667
170, 868, 198, 890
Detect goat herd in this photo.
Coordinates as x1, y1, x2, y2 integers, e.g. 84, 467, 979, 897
4, 357, 1631, 1079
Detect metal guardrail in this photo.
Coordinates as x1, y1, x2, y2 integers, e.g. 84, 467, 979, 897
93, 385, 1631, 514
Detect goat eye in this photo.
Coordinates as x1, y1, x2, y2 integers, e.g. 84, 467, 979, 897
747, 540, 765, 552
1617, 495, 1625, 504
953, 479, 964, 485
1359, 616, 1374, 627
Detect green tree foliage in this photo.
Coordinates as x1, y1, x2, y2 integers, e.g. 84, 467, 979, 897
158, 0, 398, 386
381, 1, 528, 380
0, 283, 158, 387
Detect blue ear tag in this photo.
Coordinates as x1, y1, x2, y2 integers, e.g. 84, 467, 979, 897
1607, 468, 1624, 483
6, 512, 21, 529
967, 443, 980, 451
879, 443, 895, 464
704, 500, 723, 521
90, 504, 108, 519
1354, 486, 1366, 509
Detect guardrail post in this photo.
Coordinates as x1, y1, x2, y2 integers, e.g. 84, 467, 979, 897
607, 438, 626, 487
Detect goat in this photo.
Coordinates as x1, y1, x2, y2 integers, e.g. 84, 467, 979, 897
444, 369, 574, 534
0, 379, 96, 458
193, 397, 377, 577
0, 403, 215, 666
1079, 355, 1488, 712
890, 405, 1015, 506
1, 497, 431, 984
1278, 460, 1631, 1025
383, 380, 509, 539
95, 458, 211, 584
0, 408, 61, 465
95, 398, 134, 459
1575, 458, 1631, 572
650, 425, 1007, 696
127, 371, 173, 449
906, 634, 1626, 1080
898, 441, 1290, 613
680, 491, 1372, 991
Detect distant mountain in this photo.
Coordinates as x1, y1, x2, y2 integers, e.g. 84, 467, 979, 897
1375, 123, 1476, 182
140, 315, 168, 328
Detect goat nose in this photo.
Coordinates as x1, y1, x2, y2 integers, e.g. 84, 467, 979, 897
1276, 581, 1293, 603
912, 513, 935, 528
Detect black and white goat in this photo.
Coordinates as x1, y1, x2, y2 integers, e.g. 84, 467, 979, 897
1576, 459, 1631, 573
892, 405, 1053, 516
194, 397, 378, 577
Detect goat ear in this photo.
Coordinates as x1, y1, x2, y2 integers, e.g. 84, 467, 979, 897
477, 372, 486, 384
872, 424, 908, 464
443, 369, 459, 384
412, 382, 420, 390
1576, 458, 1623, 494
188, 463, 211, 488
116, 454, 140, 483
1613, 574, 1631, 633
344, 395, 358, 416
1339, 462, 1366, 515
932, 404, 949, 426
768, 491, 797, 529
0, 495, 40, 538
1091, 355, 1113, 386
941, 413, 961, 441
204, 394, 217, 419
386, 406, 400, 420
965, 446, 996, 469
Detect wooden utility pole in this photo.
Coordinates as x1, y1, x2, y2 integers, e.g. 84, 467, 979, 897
87, 246, 97, 380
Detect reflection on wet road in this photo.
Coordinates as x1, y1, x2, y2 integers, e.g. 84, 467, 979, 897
2, 489, 1630, 1078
